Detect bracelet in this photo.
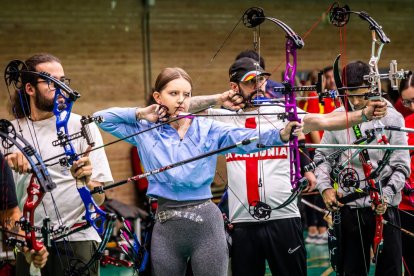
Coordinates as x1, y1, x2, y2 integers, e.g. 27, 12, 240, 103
361, 107, 370, 122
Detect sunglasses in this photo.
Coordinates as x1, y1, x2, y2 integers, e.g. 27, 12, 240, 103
241, 75, 267, 86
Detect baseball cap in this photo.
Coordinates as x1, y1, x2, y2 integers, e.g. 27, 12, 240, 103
229, 57, 271, 82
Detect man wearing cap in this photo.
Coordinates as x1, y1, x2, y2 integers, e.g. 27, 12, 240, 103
234, 49, 286, 99
189, 57, 387, 276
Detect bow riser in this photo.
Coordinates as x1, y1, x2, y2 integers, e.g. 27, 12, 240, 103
53, 90, 78, 166
361, 162, 384, 262
22, 175, 46, 251
284, 39, 302, 190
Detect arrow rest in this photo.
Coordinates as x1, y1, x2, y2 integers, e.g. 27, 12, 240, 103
243, 7, 265, 28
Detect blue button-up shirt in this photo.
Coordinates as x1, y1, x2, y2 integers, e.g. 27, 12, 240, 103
94, 107, 285, 201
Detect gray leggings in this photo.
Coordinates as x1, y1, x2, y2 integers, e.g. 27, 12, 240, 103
151, 198, 228, 276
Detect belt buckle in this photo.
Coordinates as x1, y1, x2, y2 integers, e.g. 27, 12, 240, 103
157, 211, 167, 223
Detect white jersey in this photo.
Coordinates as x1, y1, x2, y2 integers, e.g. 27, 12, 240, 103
5, 114, 113, 242
208, 106, 306, 223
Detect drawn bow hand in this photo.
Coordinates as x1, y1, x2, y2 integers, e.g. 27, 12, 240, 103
218, 89, 246, 111
136, 104, 169, 123
365, 100, 387, 120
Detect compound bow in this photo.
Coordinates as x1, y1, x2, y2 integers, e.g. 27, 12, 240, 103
4, 60, 116, 275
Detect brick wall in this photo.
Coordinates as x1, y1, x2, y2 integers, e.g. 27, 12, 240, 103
0, 0, 413, 206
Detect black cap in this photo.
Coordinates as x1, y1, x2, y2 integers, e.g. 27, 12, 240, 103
229, 57, 270, 82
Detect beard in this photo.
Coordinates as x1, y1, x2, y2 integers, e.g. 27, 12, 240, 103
34, 89, 54, 112
245, 89, 266, 103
